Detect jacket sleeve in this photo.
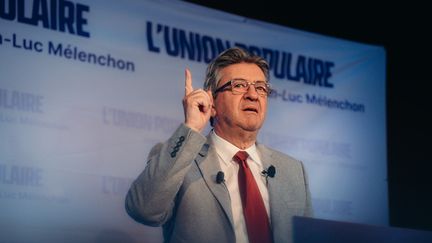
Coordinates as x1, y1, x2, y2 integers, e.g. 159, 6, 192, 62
125, 123, 207, 226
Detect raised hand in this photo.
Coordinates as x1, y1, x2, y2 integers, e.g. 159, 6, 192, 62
183, 68, 213, 132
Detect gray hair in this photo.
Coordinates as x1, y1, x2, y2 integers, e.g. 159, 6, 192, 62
203, 47, 270, 95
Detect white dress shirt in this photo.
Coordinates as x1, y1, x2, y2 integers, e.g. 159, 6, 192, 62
211, 131, 270, 243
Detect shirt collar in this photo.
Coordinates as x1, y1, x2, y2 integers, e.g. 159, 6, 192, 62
211, 130, 262, 167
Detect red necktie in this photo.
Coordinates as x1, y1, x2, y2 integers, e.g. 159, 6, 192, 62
233, 151, 273, 243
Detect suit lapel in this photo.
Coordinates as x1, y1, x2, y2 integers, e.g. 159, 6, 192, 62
258, 145, 284, 237
194, 139, 235, 231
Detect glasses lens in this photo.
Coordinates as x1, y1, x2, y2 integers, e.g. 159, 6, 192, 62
230, 79, 270, 96
254, 81, 269, 95
231, 79, 249, 93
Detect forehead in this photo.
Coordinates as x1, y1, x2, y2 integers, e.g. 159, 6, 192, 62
219, 63, 266, 82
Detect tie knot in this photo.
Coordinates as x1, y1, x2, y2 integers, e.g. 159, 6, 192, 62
234, 151, 249, 164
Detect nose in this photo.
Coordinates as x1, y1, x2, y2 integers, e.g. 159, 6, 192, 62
244, 84, 259, 100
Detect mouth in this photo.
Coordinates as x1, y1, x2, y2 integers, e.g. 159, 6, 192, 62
243, 107, 258, 113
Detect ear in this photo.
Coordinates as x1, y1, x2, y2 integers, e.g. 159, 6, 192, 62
208, 90, 217, 118
211, 104, 216, 117
209, 104, 217, 127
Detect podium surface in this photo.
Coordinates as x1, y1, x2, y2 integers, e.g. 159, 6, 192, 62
293, 216, 432, 243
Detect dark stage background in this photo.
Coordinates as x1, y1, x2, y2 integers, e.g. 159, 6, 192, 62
185, 0, 432, 232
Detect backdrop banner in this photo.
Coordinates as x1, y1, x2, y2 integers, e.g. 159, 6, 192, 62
0, 0, 386, 242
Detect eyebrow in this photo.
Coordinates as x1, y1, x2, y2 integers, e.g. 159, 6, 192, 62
230, 78, 267, 82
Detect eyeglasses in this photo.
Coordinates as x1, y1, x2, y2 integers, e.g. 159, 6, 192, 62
214, 79, 272, 97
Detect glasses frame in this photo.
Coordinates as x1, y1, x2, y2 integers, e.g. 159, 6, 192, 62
214, 79, 272, 97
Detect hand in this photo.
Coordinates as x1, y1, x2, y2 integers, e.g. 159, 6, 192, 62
183, 68, 213, 132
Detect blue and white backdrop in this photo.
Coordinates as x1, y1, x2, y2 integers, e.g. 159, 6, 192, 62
0, 0, 386, 242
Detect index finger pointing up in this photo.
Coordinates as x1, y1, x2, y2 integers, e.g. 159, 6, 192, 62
185, 68, 193, 96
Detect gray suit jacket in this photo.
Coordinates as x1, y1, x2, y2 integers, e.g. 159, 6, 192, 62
125, 124, 313, 243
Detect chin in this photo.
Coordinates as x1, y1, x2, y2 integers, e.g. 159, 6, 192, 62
240, 122, 262, 132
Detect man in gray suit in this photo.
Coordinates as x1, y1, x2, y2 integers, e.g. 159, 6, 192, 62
125, 47, 313, 243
